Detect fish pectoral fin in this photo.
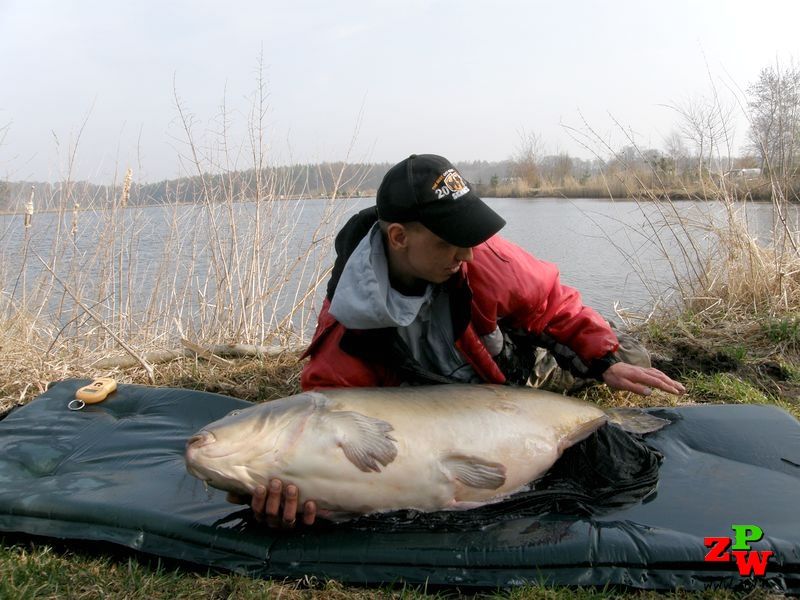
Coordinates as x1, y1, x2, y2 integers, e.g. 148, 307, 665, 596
327, 410, 398, 473
442, 454, 507, 490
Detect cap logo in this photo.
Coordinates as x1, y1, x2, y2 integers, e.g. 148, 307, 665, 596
431, 168, 470, 200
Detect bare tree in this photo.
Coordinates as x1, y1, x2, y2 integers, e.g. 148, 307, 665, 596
673, 94, 735, 179
539, 153, 574, 186
747, 61, 800, 181
510, 128, 543, 188
664, 130, 691, 180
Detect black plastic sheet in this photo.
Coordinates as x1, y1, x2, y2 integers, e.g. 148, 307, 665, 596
1, 380, 799, 592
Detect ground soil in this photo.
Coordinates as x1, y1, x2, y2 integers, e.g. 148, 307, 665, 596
647, 333, 800, 405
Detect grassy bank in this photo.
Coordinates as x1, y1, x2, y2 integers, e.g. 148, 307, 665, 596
3, 536, 780, 600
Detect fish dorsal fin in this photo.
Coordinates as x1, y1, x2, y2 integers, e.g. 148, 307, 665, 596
443, 454, 507, 489
326, 410, 398, 473
604, 408, 671, 435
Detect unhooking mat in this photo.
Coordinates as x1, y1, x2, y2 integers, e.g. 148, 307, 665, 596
0, 379, 799, 593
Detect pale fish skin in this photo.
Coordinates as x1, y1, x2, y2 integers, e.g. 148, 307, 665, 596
185, 384, 613, 517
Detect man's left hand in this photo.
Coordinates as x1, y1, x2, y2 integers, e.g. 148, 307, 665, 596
602, 362, 686, 396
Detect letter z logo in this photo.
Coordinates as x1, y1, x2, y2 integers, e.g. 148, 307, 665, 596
704, 537, 732, 562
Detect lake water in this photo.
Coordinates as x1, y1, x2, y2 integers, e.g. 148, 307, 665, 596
1, 197, 797, 342
302, 196, 798, 316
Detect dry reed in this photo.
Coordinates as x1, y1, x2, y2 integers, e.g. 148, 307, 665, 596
3, 70, 798, 413
0, 70, 368, 409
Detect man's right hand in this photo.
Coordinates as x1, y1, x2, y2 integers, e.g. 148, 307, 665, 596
226, 478, 317, 528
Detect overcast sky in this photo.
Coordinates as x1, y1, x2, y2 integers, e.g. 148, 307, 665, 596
1, 0, 798, 183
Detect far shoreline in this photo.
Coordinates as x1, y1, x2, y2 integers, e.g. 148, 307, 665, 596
0, 185, 796, 217
475, 184, 794, 202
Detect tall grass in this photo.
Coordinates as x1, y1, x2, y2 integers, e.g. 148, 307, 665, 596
0, 74, 366, 388
627, 166, 799, 326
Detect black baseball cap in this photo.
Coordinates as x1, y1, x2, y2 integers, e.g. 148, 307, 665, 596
376, 154, 506, 247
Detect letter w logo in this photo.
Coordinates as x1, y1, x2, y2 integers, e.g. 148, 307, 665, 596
731, 550, 774, 576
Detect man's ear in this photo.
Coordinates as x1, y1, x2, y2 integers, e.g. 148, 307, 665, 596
385, 223, 409, 250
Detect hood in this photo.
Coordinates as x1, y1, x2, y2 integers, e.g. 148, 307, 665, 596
329, 223, 434, 330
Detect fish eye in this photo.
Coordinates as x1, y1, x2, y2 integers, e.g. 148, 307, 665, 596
227, 409, 242, 417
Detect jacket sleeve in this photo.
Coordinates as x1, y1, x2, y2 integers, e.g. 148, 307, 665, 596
300, 298, 387, 390
469, 236, 619, 366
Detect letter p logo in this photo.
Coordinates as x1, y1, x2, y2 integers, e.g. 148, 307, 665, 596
731, 524, 764, 550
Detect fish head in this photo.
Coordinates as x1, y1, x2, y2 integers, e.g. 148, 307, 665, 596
184, 393, 319, 495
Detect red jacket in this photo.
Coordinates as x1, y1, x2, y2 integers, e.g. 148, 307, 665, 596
301, 229, 619, 390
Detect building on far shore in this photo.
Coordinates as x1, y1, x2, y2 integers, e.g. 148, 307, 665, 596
724, 168, 762, 180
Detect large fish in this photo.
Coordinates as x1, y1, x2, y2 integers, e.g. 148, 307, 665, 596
185, 384, 665, 517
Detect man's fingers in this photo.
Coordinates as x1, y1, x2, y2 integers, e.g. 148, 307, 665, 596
264, 479, 282, 517
302, 500, 317, 526
604, 363, 686, 397
654, 370, 686, 395
624, 366, 685, 396
623, 381, 654, 396
251, 484, 268, 522
237, 480, 315, 529
282, 484, 299, 527
643, 368, 685, 395
657, 381, 685, 395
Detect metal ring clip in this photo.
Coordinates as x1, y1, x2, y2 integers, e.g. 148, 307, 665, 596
68, 399, 86, 411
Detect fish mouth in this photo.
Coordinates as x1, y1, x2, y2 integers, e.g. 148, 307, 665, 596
186, 430, 216, 450
185, 428, 246, 463
185, 430, 220, 474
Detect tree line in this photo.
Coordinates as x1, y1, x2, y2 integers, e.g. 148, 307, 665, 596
506, 62, 799, 197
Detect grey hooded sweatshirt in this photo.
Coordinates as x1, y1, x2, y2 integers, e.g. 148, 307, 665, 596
328, 223, 481, 382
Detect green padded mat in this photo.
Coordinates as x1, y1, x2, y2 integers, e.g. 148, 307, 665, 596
1, 379, 799, 592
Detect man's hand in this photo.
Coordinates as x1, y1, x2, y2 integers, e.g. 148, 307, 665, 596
602, 362, 686, 396
226, 478, 317, 528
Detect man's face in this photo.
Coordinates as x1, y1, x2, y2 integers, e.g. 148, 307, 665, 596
395, 223, 474, 284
